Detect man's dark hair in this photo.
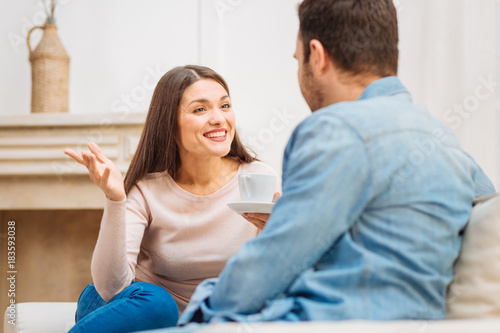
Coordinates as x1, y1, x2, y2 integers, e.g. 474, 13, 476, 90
298, 0, 399, 77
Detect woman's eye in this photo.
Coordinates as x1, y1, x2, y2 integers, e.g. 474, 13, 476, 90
221, 103, 231, 109
193, 107, 205, 113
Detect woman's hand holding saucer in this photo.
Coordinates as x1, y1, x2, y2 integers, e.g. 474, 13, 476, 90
241, 192, 280, 230
64, 142, 126, 202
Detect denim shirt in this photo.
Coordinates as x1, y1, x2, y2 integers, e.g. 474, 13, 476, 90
179, 77, 495, 324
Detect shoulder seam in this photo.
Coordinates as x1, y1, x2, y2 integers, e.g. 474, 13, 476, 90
298, 112, 377, 198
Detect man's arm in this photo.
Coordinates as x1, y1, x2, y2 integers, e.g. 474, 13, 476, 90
184, 114, 375, 321
473, 167, 496, 198
463, 152, 495, 197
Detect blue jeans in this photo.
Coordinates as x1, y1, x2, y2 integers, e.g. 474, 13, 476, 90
69, 282, 179, 333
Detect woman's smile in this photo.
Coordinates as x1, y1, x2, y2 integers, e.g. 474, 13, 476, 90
204, 129, 227, 141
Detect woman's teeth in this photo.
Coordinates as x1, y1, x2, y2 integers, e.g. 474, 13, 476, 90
205, 131, 226, 138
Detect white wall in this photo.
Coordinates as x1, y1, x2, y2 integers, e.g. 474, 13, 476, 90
2, 0, 199, 115
1, 0, 498, 187
397, 0, 499, 188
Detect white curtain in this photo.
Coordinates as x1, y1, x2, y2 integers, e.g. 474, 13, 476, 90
398, 0, 499, 188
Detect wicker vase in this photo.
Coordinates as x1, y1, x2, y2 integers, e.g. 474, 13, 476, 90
27, 23, 70, 113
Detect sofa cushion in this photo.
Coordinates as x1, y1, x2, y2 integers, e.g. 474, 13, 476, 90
447, 193, 500, 318
140, 320, 500, 333
3, 302, 76, 333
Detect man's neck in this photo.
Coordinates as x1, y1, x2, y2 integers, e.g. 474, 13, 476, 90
320, 73, 382, 109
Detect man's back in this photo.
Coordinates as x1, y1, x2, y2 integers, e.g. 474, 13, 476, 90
279, 76, 495, 320
179, 77, 495, 324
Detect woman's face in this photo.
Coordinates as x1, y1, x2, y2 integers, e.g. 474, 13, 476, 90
177, 79, 236, 159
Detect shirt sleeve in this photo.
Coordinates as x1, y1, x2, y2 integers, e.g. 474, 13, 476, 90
473, 166, 496, 198
461, 152, 496, 197
179, 114, 375, 323
90, 184, 150, 301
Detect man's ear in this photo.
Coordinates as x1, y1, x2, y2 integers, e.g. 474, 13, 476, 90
309, 39, 330, 75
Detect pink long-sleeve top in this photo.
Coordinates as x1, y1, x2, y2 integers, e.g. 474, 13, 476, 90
90, 161, 277, 313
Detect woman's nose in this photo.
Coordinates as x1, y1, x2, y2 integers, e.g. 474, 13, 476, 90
209, 109, 226, 125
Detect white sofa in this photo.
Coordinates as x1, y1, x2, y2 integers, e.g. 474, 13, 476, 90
5, 194, 500, 333
3, 302, 76, 333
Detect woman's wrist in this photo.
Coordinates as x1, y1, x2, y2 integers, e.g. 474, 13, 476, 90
106, 193, 126, 202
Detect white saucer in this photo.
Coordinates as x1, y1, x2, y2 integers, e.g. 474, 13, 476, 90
227, 202, 274, 214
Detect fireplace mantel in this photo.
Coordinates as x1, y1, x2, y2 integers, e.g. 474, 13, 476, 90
0, 112, 146, 210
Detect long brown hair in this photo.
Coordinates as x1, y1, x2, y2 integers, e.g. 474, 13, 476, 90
124, 65, 256, 194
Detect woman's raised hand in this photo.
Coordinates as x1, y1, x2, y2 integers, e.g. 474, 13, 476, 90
64, 142, 126, 202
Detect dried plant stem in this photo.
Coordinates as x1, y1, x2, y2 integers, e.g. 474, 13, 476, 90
43, 0, 57, 21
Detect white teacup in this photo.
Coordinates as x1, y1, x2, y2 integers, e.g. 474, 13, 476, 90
238, 173, 276, 203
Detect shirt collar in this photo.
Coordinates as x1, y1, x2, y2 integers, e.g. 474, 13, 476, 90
357, 76, 410, 101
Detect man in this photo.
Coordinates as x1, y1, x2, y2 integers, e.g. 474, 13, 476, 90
179, 0, 495, 323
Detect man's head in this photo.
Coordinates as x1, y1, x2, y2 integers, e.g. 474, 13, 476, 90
295, 0, 399, 110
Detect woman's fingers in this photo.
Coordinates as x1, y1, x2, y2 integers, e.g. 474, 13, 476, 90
272, 192, 281, 203
87, 154, 100, 180
65, 143, 112, 173
241, 213, 271, 231
241, 214, 266, 230
88, 142, 108, 164
66, 145, 114, 183
64, 143, 107, 165
245, 213, 270, 221
81, 151, 91, 168
64, 144, 125, 201
64, 149, 85, 165
101, 167, 111, 186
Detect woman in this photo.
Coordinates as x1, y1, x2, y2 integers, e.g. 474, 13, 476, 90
64, 65, 278, 333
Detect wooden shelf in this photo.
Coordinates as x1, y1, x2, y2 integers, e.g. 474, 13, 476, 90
0, 112, 145, 209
